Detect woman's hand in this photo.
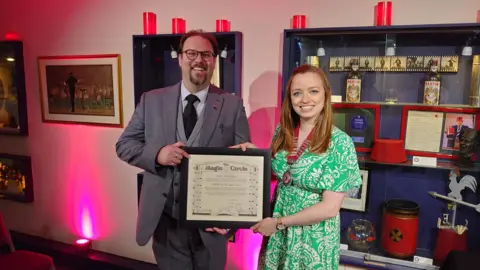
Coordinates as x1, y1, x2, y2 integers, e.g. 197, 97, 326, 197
250, 217, 277, 236
230, 142, 257, 151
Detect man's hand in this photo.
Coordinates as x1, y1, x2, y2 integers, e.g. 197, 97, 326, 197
156, 142, 189, 166
230, 142, 257, 151
205, 227, 230, 235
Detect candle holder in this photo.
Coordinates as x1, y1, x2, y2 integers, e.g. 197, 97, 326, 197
216, 19, 230, 32
143, 12, 157, 35
292, 15, 306, 29
375, 1, 392, 26
172, 18, 186, 34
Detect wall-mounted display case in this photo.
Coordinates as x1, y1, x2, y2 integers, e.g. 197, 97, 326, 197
132, 31, 243, 106
282, 23, 480, 269
0, 41, 28, 136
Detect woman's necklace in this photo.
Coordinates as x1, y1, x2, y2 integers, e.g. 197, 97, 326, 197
282, 125, 313, 185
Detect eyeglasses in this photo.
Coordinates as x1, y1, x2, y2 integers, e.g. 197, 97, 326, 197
182, 49, 216, 61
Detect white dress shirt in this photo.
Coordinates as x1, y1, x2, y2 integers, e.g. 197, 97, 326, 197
180, 81, 209, 115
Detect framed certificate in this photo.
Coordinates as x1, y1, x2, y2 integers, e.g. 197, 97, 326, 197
178, 147, 272, 229
400, 105, 480, 160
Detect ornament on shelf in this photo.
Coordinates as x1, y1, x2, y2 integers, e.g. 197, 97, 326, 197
429, 170, 478, 264
220, 45, 228, 59
172, 18, 186, 34
143, 12, 157, 35
374, 1, 392, 26
216, 19, 230, 32
170, 46, 178, 59
292, 15, 306, 29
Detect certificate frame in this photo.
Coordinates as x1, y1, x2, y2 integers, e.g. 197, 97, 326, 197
341, 169, 370, 212
178, 147, 272, 229
400, 105, 480, 160
332, 103, 380, 152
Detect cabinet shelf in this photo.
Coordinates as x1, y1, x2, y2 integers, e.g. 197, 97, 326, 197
358, 154, 480, 173
340, 248, 439, 270
334, 101, 479, 109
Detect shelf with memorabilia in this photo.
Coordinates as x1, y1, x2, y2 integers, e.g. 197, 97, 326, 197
132, 31, 243, 107
282, 23, 480, 269
282, 23, 480, 106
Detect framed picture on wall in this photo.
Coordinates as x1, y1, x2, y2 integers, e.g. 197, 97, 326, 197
37, 54, 123, 127
0, 41, 28, 136
0, 153, 34, 203
341, 169, 369, 212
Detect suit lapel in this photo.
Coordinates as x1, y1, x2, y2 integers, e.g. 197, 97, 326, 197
162, 83, 181, 145
200, 86, 224, 146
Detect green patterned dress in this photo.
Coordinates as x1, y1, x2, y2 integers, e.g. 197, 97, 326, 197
259, 125, 362, 270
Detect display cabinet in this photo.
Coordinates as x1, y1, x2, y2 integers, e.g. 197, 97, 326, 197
132, 31, 243, 106
0, 41, 28, 136
282, 23, 480, 269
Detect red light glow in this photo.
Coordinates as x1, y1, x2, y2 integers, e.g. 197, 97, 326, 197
4, 32, 19, 40
75, 239, 90, 245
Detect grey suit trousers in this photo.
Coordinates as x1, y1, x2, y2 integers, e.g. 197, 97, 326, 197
152, 214, 225, 270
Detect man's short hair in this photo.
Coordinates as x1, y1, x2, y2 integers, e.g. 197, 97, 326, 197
178, 29, 219, 56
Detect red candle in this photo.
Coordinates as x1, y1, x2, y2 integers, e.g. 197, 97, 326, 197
477, 10, 480, 23
4, 32, 19, 40
292, 15, 306, 29
143, 12, 156, 35
216, 19, 230, 32
376, 2, 392, 26
180, 19, 186, 33
172, 18, 186, 34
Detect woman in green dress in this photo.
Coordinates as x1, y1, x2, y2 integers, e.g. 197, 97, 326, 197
235, 64, 362, 269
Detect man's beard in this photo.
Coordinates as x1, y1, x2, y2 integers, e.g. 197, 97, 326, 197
189, 63, 209, 86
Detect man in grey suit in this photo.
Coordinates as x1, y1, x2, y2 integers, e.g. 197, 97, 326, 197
116, 29, 251, 269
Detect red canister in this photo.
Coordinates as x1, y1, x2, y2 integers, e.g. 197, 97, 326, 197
381, 199, 420, 258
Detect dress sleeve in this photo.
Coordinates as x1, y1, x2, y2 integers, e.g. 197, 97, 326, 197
321, 131, 362, 193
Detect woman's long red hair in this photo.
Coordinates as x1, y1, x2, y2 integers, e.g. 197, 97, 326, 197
271, 64, 333, 155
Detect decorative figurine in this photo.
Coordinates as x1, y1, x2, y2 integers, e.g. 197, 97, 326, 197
446, 170, 477, 201
429, 171, 479, 264
455, 128, 480, 167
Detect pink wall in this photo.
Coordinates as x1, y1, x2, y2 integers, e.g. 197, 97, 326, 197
0, 0, 479, 269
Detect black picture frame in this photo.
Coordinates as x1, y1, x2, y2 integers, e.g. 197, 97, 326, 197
178, 147, 271, 229
0, 41, 28, 136
0, 153, 34, 203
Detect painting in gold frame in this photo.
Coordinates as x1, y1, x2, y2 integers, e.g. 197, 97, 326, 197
37, 54, 123, 127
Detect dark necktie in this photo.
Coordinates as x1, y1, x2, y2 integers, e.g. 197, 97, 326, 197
183, 94, 199, 139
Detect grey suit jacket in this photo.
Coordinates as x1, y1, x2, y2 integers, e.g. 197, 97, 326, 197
116, 82, 251, 247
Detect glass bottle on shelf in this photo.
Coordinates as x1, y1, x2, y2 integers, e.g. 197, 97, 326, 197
346, 58, 362, 103
423, 60, 441, 105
